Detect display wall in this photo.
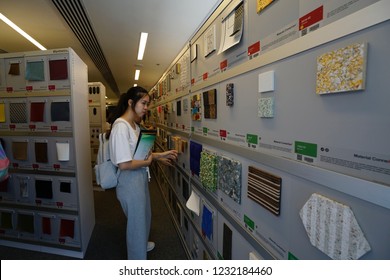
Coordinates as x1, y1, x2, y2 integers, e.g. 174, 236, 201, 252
149, 0, 390, 260
0, 48, 95, 258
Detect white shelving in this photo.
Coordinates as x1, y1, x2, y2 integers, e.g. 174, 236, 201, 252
0, 48, 95, 258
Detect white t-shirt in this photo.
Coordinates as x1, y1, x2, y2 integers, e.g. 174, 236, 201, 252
109, 118, 140, 166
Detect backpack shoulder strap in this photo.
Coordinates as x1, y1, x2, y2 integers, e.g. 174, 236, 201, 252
96, 133, 105, 164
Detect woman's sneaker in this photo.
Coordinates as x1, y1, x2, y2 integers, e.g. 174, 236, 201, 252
147, 241, 155, 252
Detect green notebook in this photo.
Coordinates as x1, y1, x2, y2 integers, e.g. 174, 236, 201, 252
133, 130, 157, 160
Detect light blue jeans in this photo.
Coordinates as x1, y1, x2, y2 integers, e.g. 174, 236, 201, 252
116, 167, 150, 260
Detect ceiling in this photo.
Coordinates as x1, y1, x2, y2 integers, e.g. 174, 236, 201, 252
0, 0, 221, 103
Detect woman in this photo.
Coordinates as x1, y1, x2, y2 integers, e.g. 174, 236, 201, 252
108, 86, 178, 259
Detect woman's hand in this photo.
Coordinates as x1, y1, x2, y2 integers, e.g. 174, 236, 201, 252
153, 150, 178, 166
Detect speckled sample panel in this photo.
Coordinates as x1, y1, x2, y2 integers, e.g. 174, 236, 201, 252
300, 193, 371, 259
217, 155, 242, 204
316, 42, 367, 94
200, 150, 217, 192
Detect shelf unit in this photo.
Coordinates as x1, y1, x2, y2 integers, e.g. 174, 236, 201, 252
0, 48, 95, 258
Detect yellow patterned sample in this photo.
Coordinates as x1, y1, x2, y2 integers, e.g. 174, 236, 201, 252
316, 42, 366, 94
257, 0, 274, 13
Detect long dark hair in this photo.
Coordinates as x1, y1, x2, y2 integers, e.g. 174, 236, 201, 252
106, 86, 149, 139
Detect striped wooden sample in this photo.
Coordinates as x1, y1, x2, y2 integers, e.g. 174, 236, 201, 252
247, 166, 282, 215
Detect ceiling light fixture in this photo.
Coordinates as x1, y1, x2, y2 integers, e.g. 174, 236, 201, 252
137, 32, 148, 60
0, 13, 46, 51
134, 69, 140, 80
133, 84, 138, 87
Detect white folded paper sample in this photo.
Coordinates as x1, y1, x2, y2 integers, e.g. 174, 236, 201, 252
186, 190, 200, 216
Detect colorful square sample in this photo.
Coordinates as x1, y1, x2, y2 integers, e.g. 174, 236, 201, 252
49, 59, 68, 80
25, 61, 45, 81
191, 93, 202, 121
200, 150, 217, 192
316, 42, 367, 94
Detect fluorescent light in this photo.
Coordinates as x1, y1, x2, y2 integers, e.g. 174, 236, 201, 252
0, 13, 46, 50
137, 32, 148, 60
134, 69, 140, 80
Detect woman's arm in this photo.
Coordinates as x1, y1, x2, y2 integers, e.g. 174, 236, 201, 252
118, 153, 153, 170
118, 150, 178, 170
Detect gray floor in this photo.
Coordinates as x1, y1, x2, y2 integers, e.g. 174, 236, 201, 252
0, 178, 188, 260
